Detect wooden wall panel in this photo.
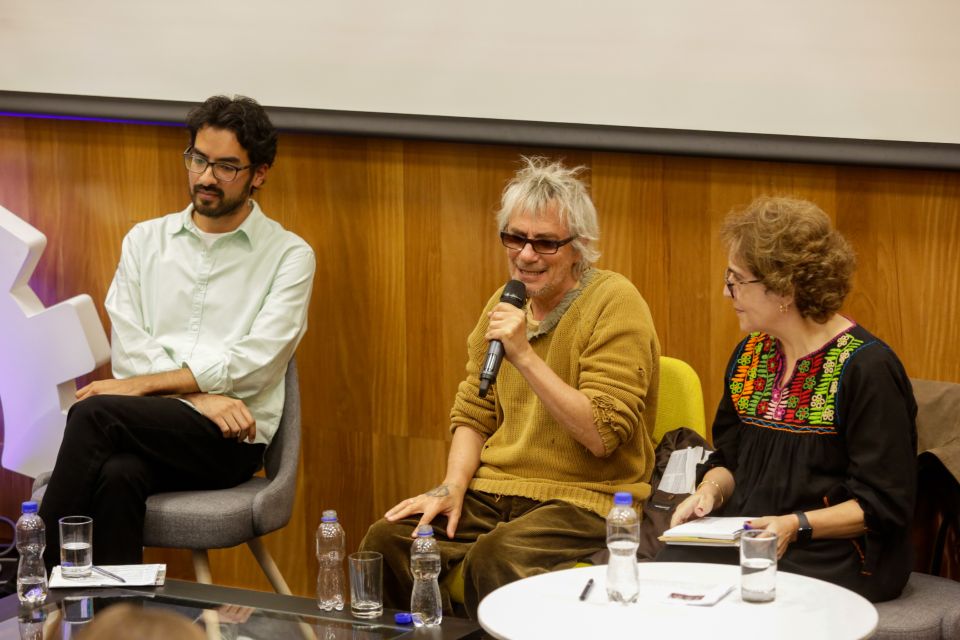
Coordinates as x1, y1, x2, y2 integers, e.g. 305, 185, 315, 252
1, 115, 957, 593
660, 157, 715, 389
837, 167, 960, 383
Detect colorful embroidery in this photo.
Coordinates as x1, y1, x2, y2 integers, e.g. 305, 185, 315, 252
728, 330, 865, 435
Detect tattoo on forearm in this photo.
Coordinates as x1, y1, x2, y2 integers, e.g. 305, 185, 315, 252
425, 484, 450, 497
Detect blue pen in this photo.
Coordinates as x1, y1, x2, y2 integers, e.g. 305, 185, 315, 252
742, 522, 753, 531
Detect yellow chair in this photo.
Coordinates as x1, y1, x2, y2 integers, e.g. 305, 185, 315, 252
443, 355, 706, 605
653, 355, 707, 442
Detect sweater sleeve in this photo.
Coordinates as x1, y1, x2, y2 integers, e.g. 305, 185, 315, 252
578, 277, 659, 456
449, 291, 500, 438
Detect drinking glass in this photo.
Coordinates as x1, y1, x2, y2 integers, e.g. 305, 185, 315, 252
59, 516, 93, 578
349, 552, 383, 618
740, 529, 777, 603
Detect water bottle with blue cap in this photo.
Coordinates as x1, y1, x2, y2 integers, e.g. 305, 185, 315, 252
16, 501, 47, 605
410, 524, 442, 627
606, 491, 639, 603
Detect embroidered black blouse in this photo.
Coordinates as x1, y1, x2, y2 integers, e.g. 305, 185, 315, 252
706, 323, 917, 602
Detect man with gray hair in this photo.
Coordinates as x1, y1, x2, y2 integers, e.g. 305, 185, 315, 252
361, 156, 660, 617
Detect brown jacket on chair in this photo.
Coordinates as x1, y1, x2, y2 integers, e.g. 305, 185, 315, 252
912, 378, 960, 484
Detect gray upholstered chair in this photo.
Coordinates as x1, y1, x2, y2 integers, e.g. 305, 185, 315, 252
873, 378, 960, 640
875, 571, 960, 640
145, 358, 302, 593
33, 358, 302, 595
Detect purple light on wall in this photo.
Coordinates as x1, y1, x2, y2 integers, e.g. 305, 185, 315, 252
0, 111, 180, 128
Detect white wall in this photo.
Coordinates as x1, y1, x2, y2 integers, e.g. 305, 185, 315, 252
2, 0, 958, 144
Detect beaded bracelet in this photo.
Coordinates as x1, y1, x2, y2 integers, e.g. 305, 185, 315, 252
697, 479, 724, 507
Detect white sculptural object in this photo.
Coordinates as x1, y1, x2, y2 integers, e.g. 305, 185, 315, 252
0, 204, 110, 478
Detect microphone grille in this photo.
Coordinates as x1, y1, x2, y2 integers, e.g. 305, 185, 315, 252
501, 280, 526, 309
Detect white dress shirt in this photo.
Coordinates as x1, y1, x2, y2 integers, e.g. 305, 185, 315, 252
105, 200, 315, 445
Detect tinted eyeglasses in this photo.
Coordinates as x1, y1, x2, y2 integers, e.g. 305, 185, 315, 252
183, 148, 253, 182
500, 231, 577, 255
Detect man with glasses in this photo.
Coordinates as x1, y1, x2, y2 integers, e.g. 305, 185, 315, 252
362, 157, 660, 618
38, 95, 315, 568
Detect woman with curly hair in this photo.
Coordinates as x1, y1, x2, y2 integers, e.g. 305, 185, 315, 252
663, 196, 917, 602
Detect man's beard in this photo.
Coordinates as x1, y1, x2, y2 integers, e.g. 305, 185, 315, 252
526, 281, 555, 300
191, 178, 252, 219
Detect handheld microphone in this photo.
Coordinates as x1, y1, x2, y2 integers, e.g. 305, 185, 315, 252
478, 279, 526, 398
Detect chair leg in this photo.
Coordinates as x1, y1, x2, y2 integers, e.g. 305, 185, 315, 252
247, 538, 317, 640
247, 537, 293, 595
192, 550, 222, 640
192, 549, 213, 584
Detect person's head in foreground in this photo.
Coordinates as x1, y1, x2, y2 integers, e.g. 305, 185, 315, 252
77, 603, 205, 640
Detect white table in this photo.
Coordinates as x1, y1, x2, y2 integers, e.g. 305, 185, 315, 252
478, 562, 878, 640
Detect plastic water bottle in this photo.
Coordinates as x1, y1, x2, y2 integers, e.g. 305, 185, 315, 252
15, 501, 47, 606
606, 491, 639, 604
410, 525, 442, 627
18, 607, 46, 639
316, 510, 345, 611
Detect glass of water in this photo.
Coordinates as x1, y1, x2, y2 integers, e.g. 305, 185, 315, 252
59, 516, 93, 578
348, 551, 383, 618
740, 529, 777, 603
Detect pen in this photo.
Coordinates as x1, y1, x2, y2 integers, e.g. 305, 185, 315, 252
579, 578, 594, 601
92, 566, 126, 583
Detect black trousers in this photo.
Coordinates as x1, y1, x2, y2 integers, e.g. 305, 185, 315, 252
38, 395, 265, 569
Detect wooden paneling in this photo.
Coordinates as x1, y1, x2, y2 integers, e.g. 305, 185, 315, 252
1, 116, 958, 593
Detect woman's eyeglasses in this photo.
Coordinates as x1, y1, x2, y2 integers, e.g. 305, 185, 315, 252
724, 270, 763, 298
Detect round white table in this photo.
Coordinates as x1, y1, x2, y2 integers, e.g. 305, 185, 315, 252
478, 562, 878, 640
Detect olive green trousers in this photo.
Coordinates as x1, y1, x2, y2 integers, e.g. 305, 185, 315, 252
360, 489, 606, 619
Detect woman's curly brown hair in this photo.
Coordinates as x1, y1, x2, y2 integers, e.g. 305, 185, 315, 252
720, 196, 856, 323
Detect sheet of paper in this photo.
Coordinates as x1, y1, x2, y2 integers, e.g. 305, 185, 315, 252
49, 563, 166, 588
658, 446, 704, 494
639, 579, 734, 606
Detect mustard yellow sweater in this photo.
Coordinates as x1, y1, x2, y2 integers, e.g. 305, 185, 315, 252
450, 269, 660, 517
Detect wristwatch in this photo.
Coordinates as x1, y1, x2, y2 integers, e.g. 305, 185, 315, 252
794, 510, 813, 545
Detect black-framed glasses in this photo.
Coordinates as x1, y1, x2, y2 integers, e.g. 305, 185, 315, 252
500, 231, 577, 255
724, 270, 763, 298
183, 148, 253, 182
